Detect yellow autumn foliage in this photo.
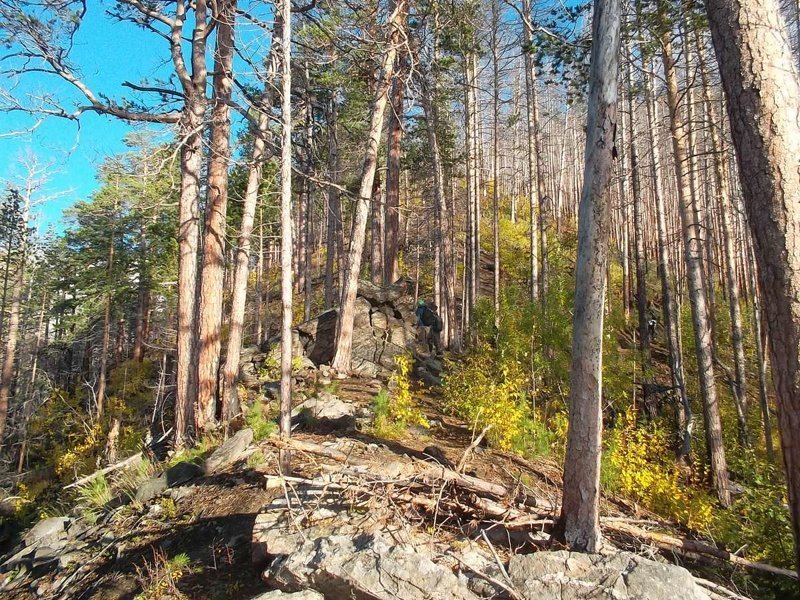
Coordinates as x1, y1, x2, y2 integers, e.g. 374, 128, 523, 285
605, 408, 714, 530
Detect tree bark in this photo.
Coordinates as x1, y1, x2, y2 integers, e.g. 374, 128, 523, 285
521, 0, 540, 304
174, 0, 209, 447
384, 47, 406, 285
278, 0, 294, 473
705, 0, 800, 569
661, 18, 731, 506
556, 0, 621, 552
643, 67, 693, 460
324, 97, 342, 309
195, 0, 237, 431
221, 42, 278, 422
331, 0, 406, 372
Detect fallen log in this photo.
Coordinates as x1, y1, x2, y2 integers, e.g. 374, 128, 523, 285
421, 464, 508, 499
605, 521, 798, 580
265, 437, 366, 465
63, 452, 144, 490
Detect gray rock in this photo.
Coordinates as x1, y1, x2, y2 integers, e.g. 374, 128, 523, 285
507, 551, 710, 600
292, 392, 354, 421
253, 488, 482, 600
250, 591, 324, 600
23, 517, 70, 547
165, 460, 204, 487
204, 428, 254, 475
135, 475, 168, 503
267, 533, 480, 600
292, 393, 357, 432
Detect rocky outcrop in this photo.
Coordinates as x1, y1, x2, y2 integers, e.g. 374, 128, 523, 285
251, 477, 712, 600
507, 551, 710, 600
240, 278, 422, 382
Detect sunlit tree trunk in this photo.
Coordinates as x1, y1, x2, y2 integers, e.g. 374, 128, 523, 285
384, 43, 406, 285
324, 96, 342, 309
221, 40, 278, 422
643, 67, 693, 460
705, 0, 800, 568
556, 0, 621, 552
331, 0, 406, 372
661, 16, 731, 506
278, 0, 294, 473
521, 0, 540, 303
196, 0, 237, 431
175, 1, 209, 447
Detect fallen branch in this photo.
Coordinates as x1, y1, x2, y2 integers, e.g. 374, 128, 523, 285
421, 465, 508, 499
605, 521, 798, 580
63, 452, 143, 490
456, 424, 493, 473
693, 577, 752, 600
266, 437, 365, 465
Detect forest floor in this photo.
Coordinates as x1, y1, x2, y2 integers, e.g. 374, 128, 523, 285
0, 368, 784, 599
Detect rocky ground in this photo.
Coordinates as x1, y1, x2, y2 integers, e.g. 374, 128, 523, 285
0, 281, 782, 599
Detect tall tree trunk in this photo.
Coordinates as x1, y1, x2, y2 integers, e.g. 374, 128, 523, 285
96, 193, 118, 420
705, 0, 800, 569
521, 0, 540, 303
174, 1, 209, 447
624, 52, 650, 375
0, 256, 23, 444
278, 0, 294, 473
644, 66, 693, 460
421, 22, 457, 350
697, 36, 750, 446
491, 0, 501, 331
331, 0, 406, 372
196, 0, 237, 431
221, 42, 278, 422
556, 0, 621, 552
661, 20, 731, 506
384, 48, 406, 285
750, 239, 776, 463
324, 97, 342, 309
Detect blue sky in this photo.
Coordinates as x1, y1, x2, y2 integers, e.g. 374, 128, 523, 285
0, 4, 177, 232
1, 2, 275, 234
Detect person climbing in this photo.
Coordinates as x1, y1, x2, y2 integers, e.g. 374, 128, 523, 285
415, 299, 443, 355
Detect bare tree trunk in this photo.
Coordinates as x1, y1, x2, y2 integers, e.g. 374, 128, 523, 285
221, 48, 277, 422
644, 67, 693, 460
331, 0, 406, 372
0, 258, 23, 444
697, 37, 750, 446
278, 0, 294, 473
705, 0, 800, 569
556, 0, 621, 552
324, 97, 342, 309
303, 76, 314, 320
196, 0, 237, 431
421, 21, 457, 350
661, 19, 731, 506
750, 239, 776, 463
175, 1, 209, 447
521, 0, 540, 303
624, 52, 650, 374
491, 0, 501, 331
385, 46, 406, 285
463, 56, 475, 330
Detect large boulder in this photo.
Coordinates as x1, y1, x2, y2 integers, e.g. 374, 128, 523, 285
204, 428, 254, 475
22, 517, 70, 548
507, 551, 710, 600
241, 279, 424, 383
